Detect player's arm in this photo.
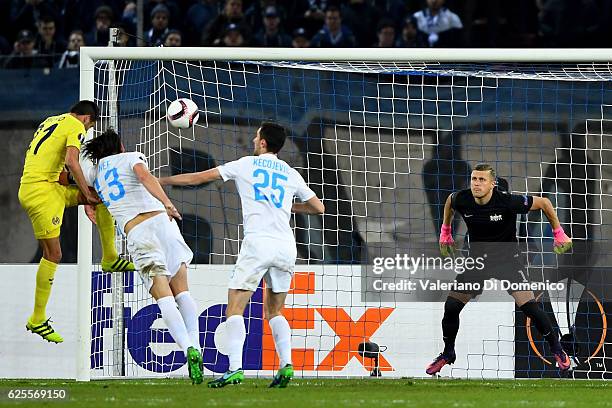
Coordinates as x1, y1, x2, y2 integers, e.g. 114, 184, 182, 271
292, 196, 325, 214
65, 146, 99, 204
439, 193, 456, 257
529, 196, 572, 254
133, 163, 181, 220
158, 168, 222, 186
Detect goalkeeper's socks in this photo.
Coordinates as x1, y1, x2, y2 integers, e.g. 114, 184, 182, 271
269, 315, 292, 368
442, 296, 466, 354
520, 300, 561, 350
96, 204, 119, 263
225, 315, 246, 372
175, 291, 200, 349
31, 257, 58, 323
157, 295, 192, 355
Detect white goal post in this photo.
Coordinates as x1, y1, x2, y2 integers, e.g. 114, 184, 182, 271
77, 47, 612, 382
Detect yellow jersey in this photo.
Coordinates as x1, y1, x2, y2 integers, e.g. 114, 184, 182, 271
21, 113, 85, 184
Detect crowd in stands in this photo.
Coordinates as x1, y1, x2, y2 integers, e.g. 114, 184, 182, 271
1, 0, 611, 69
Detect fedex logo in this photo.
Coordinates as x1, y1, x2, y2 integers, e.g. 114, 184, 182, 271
91, 270, 395, 374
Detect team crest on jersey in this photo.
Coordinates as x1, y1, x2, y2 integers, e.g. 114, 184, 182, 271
490, 214, 502, 222
52, 216, 60, 225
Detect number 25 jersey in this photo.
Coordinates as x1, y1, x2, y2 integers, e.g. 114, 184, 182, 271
87, 152, 164, 233
218, 153, 316, 241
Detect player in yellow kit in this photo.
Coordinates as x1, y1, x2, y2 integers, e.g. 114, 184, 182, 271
18, 100, 134, 343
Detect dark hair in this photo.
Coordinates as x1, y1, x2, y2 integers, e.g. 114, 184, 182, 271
325, 5, 341, 15
377, 19, 395, 33
83, 128, 122, 163
259, 121, 286, 154
70, 100, 100, 122
473, 163, 496, 180
38, 15, 56, 24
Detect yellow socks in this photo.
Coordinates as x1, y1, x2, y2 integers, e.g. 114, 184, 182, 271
30, 257, 58, 324
96, 204, 118, 263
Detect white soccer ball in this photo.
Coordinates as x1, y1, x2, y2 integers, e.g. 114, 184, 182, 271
167, 98, 199, 129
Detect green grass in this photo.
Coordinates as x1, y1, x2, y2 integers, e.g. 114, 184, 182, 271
1, 378, 611, 408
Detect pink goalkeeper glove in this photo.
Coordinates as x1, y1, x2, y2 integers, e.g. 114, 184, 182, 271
439, 224, 455, 257
553, 226, 572, 254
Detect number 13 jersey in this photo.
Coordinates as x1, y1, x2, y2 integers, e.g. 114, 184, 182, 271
87, 152, 164, 233
218, 153, 315, 241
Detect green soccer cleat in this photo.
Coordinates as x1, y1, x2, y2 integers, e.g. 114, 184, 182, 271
269, 364, 294, 388
101, 257, 135, 272
207, 369, 244, 388
26, 318, 63, 343
187, 347, 203, 385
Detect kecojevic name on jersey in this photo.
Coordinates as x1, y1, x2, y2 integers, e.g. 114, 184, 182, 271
252, 157, 289, 174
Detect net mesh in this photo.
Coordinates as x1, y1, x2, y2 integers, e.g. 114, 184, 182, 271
89, 59, 612, 379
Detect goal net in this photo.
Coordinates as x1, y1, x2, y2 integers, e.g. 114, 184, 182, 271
80, 49, 612, 380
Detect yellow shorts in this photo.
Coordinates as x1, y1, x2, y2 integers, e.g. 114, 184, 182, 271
18, 182, 81, 240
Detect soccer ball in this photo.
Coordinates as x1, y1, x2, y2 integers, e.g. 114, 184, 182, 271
167, 98, 199, 129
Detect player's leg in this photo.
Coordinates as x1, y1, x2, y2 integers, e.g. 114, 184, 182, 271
426, 291, 471, 375
207, 288, 251, 388
149, 273, 199, 362
25, 237, 64, 343
512, 290, 570, 371
264, 287, 293, 388
19, 183, 65, 343
169, 263, 203, 385
71, 187, 134, 272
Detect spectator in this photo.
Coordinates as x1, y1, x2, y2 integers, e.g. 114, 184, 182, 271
163, 29, 182, 46
341, 0, 380, 48
62, 0, 123, 37
146, 4, 171, 46
3, 29, 47, 69
412, 0, 463, 47
203, 0, 249, 46
374, 19, 395, 47
311, 6, 356, 48
35, 15, 66, 67
58, 29, 83, 68
85, 5, 113, 46
217, 22, 245, 47
185, 0, 219, 46
245, 0, 287, 35
254, 6, 291, 47
291, 27, 310, 48
144, 0, 181, 30
10, 0, 61, 38
395, 16, 420, 47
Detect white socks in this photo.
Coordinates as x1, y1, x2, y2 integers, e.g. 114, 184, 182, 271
225, 315, 246, 371
269, 315, 292, 368
175, 291, 200, 349
157, 295, 195, 355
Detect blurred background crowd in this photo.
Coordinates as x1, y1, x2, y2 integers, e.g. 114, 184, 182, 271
1, 0, 611, 69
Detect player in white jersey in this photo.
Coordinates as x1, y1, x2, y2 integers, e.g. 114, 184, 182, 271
159, 122, 325, 388
82, 129, 204, 385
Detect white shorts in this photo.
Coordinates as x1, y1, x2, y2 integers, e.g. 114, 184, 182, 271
229, 237, 297, 293
126, 214, 193, 291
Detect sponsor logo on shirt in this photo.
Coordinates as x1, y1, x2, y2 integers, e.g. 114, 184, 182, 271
490, 214, 502, 222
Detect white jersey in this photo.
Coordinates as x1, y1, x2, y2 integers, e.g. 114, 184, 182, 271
87, 152, 164, 233
218, 153, 315, 241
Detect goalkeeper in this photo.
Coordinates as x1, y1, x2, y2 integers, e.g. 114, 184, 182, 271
426, 163, 573, 375
18, 101, 134, 344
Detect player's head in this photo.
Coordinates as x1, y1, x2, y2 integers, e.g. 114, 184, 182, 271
70, 100, 100, 130
253, 122, 286, 155
83, 128, 124, 163
471, 163, 496, 199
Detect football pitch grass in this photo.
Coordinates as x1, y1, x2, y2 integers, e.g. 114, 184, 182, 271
1, 378, 611, 407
